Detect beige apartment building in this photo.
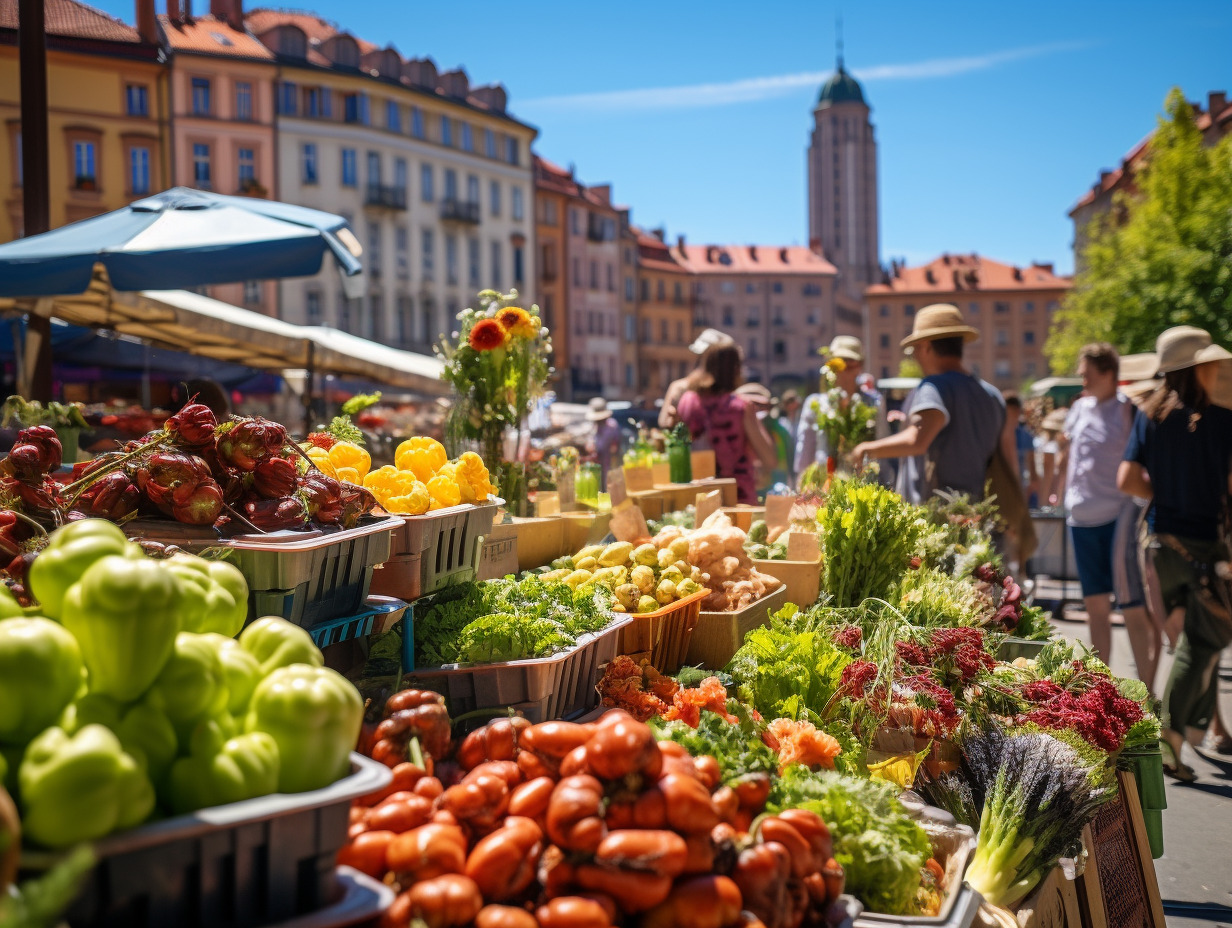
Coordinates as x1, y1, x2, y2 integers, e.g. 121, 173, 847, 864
249, 8, 536, 346
864, 253, 1071, 390
635, 229, 694, 398
681, 243, 841, 392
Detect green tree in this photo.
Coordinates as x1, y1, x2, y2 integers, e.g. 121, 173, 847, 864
1048, 88, 1232, 373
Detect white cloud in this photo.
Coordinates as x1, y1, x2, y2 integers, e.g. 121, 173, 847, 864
522, 42, 1088, 113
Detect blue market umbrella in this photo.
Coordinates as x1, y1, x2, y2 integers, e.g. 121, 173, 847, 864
0, 187, 364, 298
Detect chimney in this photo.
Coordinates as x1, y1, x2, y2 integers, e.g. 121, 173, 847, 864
676, 234, 685, 252
136, 0, 158, 41
210, 0, 242, 30
182, 0, 193, 21
1209, 91, 1228, 114
167, 0, 181, 24
779, 247, 788, 263
1033, 261, 1054, 274
748, 245, 758, 261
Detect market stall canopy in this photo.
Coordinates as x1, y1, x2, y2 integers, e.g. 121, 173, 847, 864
0, 187, 365, 298
0, 269, 446, 395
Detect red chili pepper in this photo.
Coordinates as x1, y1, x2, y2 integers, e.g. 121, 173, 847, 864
137, 452, 214, 511
73, 470, 141, 520
170, 479, 224, 525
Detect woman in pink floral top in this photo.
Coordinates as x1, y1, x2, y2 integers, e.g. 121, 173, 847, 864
677, 344, 778, 504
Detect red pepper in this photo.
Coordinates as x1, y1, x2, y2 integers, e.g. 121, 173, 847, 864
0, 510, 33, 559
216, 417, 288, 472
252, 457, 298, 499
137, 452, 212, 508
171, 479, 224, 525
0, 476, 59, 513
243, 496, 309, 531
165, 402, 217, 448
7, 426, 62, 480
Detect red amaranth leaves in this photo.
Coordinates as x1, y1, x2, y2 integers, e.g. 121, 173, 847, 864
1020, 678, 1144, 752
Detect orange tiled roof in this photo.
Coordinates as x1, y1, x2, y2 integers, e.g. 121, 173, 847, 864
680, 243, 837, 277
245, 8, 374, 66
0, 0, 142, 42
865, 253, 1071, 295
159, 14, 274, 59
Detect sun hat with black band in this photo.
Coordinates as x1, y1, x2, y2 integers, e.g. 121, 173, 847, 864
586, 397, 613, 421
900, 303, 980, 349
1154, 325, 1232, 373
1118, 352, 1158, 383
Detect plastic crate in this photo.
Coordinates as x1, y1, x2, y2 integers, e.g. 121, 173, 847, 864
855, 819, 978, 927
616, 588, 709, 674
685, 584, 789, 670
554, 616, 633, 718
306, 597, 409, 649
266, 867, 394, 928
381, 498, 501, 599
23, 754, 390, 928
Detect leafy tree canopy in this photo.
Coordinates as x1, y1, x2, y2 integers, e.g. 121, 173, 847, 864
1048, 88, 1232, 373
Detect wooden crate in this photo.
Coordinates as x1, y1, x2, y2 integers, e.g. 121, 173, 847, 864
1015, 865, 1082, 928
1080, 770, 1166, 928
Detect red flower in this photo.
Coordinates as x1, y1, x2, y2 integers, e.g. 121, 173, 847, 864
839, 659, 878, 698
895, 641, 930, 667
305, 432, 336, 450
468, 318, 508, 352
165, 403, 217, 448
252, 457, 298, 499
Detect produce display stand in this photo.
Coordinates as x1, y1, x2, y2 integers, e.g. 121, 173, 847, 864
19, 754, 390, 928
685, 583, 790, 669
750, 554, 821, 609
487, 514, 569, 572
615, 587, 709, 673
996, 637, 1051, 663
368, 497, 501, 601
627, 487, 667, 520
655, 477, 739, 511
1015, 865, 1084, 928
722, 504, 765, 532
127, 516, 401, 628
1079, 770, 1166, 928
561, 508, 613, 550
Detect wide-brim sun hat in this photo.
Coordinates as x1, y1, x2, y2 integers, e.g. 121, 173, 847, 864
735, 383, 772, 403
586, 397, 612, 421
689, 328, 736, 355
1118, 353, 1158, 383
900, 303, 980, 349
1154, 325, 1232, 373
826, 335, 865, 363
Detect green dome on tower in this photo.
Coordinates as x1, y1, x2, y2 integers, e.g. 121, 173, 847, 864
817, 63, 865, 108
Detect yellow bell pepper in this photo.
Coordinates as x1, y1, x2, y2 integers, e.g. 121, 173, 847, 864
426, 473, 461, 510
387, 481, 431, 515
395, 437, 447, 482
305, 446, 335, 477
363, 466, 414, 507
328, 442, 371, 482
453, 451, 496, 503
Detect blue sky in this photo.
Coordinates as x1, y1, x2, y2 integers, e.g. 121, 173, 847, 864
96, 0, 1230, 274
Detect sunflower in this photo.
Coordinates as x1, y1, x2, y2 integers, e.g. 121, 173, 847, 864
468, 318, 508, 352
494, 306, 538, 339
825, 357, 847, 373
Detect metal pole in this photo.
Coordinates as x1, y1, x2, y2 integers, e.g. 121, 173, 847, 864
302, 341, 315, 437
19, 0, 54, 401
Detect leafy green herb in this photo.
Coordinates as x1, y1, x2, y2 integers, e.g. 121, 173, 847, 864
818, 478, 925, 606
2, 396, 88, 430
340, 392, 381, 416
769, 765, 932, 916
326, 415, 364, 446
650, 706, 778, 785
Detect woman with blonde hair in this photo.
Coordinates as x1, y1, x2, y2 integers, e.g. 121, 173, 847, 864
1118, 326, 1232, 781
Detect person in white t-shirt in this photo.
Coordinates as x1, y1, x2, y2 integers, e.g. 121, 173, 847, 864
1055, 343, 1139, 665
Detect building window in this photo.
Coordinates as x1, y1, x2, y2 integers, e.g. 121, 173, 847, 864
421, 301, 435, 342
466, 174, 479, 206
640, 279, 649, 302
1024, 301, 1035, 313
749, 337, 758, 359
386, 100, 401, 133
570, 208, 580, 236
514, 245, 524, 285
660, 320, 668, 342
589, 261, 598, 289
994, 301, 1010, 314
396, 295, 412, 346
421, 229, 434, 279
625, 277, 635, 301
968, 302, 979, 315
278, 81, 297, 115
879, 304, 889, 317
772, 282, 783, 294
191, 77, 211, 115
489, 180, 501, 217
1046, 301, 1060, 314
420, 163, 434, 201
995, 359, 1012, 379
1025, 361, 1037, 378
722, 306, 734, 327
344, 93, 368, 124
367, 222, 381, 275
445, 234, 458, 285
720, 282, 735, 295
505, 136, 519, 165
996, 328, 1009, 347
904, 304, 915, 316
774, 340, 786, 361
243, 281, 261, 304
367, 151, 381, 185
573, 257, 581, 286
467, 237, 480, 287
607, 264, 616, 292
1024, 330, 1036, 346
460, 123, 473, 151
125, 84, 148, 117
370, 293, 384, 341
879, 333, 890, 349
306, 290, 322, 324
338, 295, 353, 333
411, 107, 424, 139
440, 115, 453, 147
191, 142, 210, 189
444, 169, 457, 201
747, 307, 760, 327
301, 143, 317, 183
396, 225, 409, 278
341, 149, 357, 186
305, 87, 321, 117
484, 128, 496, 158
129, 146, 150, 194
237, 147, 255, 187
746, 283, 757, 294
394, 157, 407, 193
490, 240, 502, 289
626, 364, 635, 388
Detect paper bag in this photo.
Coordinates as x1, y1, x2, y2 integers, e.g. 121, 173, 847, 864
764, 494, 795, 536
623, 465, 655, 492
786, 531, 821, 562
607, 469, 629, 507
694, 489, 723, 528
610, 501, 651, 544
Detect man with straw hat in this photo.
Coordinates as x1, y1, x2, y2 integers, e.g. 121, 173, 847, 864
1119, 325, 1232, 777
852, 304, 1004, 504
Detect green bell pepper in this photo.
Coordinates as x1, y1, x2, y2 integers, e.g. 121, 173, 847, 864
166, 720, 279, 814
61, 693, 179, 784
164, 554, 249, 638
0, 584, 24, 619
147, 633, 230, 739
237, 616, 324, 677
28, 519, 136, 620
245, 664, 360, 793
199, 634, 262, 717
0, 617, 84, 745
61, 554, 183, 702
19, 724, 154, 847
